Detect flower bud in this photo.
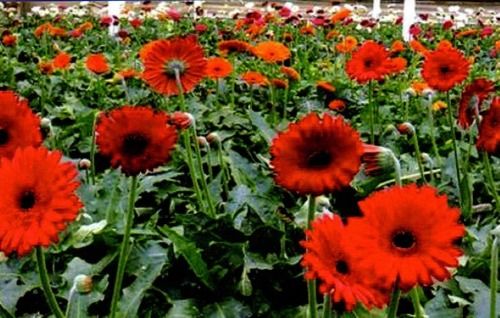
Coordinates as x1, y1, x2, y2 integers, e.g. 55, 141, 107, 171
169, 112, 193, 130
421, 153, 433, 166
197, 136, 208, 148
40, 117, 52, 129
206, 132, 221, 144
0, 252, 7, 262
397, 122, 415, 136
79, 159, 92, 170
422, 88, 435, 100
74, 274, 93, 294
404, 87, 416, 98
361, 144, 397, 176
315, 196, 331, 209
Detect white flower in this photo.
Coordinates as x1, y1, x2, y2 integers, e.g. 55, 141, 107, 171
244, 2, 254, 9
80, 1, 89, 6
448, 5, 460, 13
31, 6, 42, 13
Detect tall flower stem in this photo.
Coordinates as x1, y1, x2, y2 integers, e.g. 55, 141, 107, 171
483, 151, 500, 213
490, 237, 498, 318
269, 86, 276, 125
410, 288, 425, 318
36, 247, 65, 318
425, 99, 441, 166
216, 141, 230, 198
368, 81, 375, 144
89, 111, 99, 185
322, 294, 332, 318
307, 195, 317, 318
110, 175, 138, 318
411, 132, 426, 183
387, 287, 401, 318
191, 127, 216, 218
446, 91, 462, 205
390, 151, 402, 186
215, 78, 221, 110
283, 86, 289, 120
205, 143, 214, 182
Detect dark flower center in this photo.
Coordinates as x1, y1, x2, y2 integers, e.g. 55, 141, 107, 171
18, 190, 36, 211
0, 128, 10, 145
164, 59, 187, 78
364, 59, 373, 68
306, 150, 332, 169
439, 65, 450, 74
335, 259, 349, 275
122, 133, 149, 156
392, 230, 416, 250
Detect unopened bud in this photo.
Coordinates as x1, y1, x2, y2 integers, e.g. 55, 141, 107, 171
421, 153, 433, 166
74, 274, 93, 294
206, 132, 221, 144
41, 117, 52, 129
397, 122, 415, 136
422, 88, 435, 100
169, 112, 193, 130
315, 196, 331, 209
197, 136, 208, 148
79, 159, 92, 170
404, 88, 416, 98
0, 252, 7, 262
362, 144, 397, 176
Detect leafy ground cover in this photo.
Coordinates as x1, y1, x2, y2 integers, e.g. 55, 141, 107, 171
0, 2, 498, 318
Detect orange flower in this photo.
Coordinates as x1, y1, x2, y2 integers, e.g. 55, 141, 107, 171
386, 57, 407, 74
85, 54, 109, 74
326, 30, 340, 40
34, 22, 52, 37
280, 66, 300, 81
139, 39, 162, 63
218, 40, 253, 55
437, 40, 453, 50
53, 52, 71, 70
78, 21, 93, 32
205, 57, 233, 79
117, 68, 139, 80
411, 81, 429, 95
38, 61, 54, 74
390, 40, 405, 54
300, 24, 315, 35
328, 99, 346, 111
271, 78, 288, 89
246, 23, 266, 39
317, 81, 336, 93
455, 29, 479, 38
495, 40, 500, 52
49, 26, 67, 37
253, 41, 291, 63
241, 71, 268, 86
331, 8, 351, 23
2, 34, 16, 46
336, 36, 358, 54
409, 40, 428, 55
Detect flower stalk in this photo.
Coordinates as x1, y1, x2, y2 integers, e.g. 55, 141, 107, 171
307, 195, 317, 318
490, 236, 498, 318
36, 247, 65, 318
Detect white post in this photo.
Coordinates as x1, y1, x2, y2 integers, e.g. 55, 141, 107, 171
372, 0, 381, 19
108, 1, 124, 36
402, 0, 416, 41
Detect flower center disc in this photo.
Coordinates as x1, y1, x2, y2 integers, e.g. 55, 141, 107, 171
19, 190, 36, 211
439, 65, 450, 75
122, 133, 149, 156
307, 150, 331, 169
335, 259, 349, 275
392, 230, 416, 250
0, 128, 10, 145
164, 60, 187, 77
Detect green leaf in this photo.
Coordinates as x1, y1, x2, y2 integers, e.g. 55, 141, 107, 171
424, 289, 463, 318
203, 299, 251, 318
455, 276, 500, 318
165, 299, 200, 318
160, 227, 213, 290
247, 110, 275, 144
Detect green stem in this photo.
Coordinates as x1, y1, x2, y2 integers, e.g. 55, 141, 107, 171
412, 132, 426, 183
215, 78, 221, 110
426, 99, 442, 166
110, 176, 138, 318
387, 287, 401, 318
36, 247, 65, 318
410, 288, 425, 318
283, 86, 289, 120
307, 195, 317, 318
390, 151, 402, 186
368, 81, 375, 144
89, 111, 99, 185
446, 91, 462, 205
216, 142, 230, 199
191, 127, 216, 218
483, 151, 500, 213
322, 294, 332, 318
206, 143, 214, 182
490, 237, 498, 318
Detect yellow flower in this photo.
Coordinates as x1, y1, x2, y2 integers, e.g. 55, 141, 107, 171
432, 101, 447, 111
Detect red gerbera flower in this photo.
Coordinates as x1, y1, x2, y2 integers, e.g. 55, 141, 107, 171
302, 213, 389, 311
270, 113, 363, 195
477, 97, 500, 155
345, 41, 391, 84
53, 51, 71, 70
85, 53, 109, 74
142, 37, 207, 96
348, 184, 465, 291
421, 43, 470, 92
0, 91, 42, 159
0, 147, 82, 256
458, 78, 495, 129
96, 106, 178, 176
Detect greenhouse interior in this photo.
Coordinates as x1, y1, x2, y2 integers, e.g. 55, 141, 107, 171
0, 1, 498, 317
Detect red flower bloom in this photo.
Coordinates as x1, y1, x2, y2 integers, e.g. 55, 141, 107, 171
302, 214, 388, 311
96, 106, 178, 176
386, 57, 407, 75
130, 18, 142, 28
348, 184, 465, 291
85, 53, 109, 74
142, 37, 206, 96
458, 78, 495, 129
477, 97, 500, 155
205, 57, 233, 79
346, 41, 391, 84
0, 147, 82, 256
53, 52, 71, 70
421, 43, 470, 92
270, 113, 363, 195
2, 34, 16, 46
0, 91, 42, 159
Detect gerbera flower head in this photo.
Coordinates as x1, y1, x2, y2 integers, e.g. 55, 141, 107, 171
271, 78, 288, 89
331, 8, 351, 23
0, 147, 82, 256
0, 91, 42, 159
316, 81, 336, 93
328, 99, 346, 112
409, 40, 429, 55
85, 53, 109, 74
390, 40, 405, 54
386, 57, 407, 75
346, 41, 391, 84
253, 41, 291, 63
302, 214, 388, 311
205, 57, 233, 79
270, 113, 363, 195
241, 71, 268, 86
142, 37, 207, 96
2, 34, 16, 47
421, 44, 470, 92
336, 36, 358, 54
218, 40, 253, 55
477, 97, 500, 155
458, 78, 495, 129
361, 144, 396, 176
96, 106, 178, 176
53, 52, 71, 70
280, 66, 300, 81
38, 60, 54, 74
348, 184, 465, 291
